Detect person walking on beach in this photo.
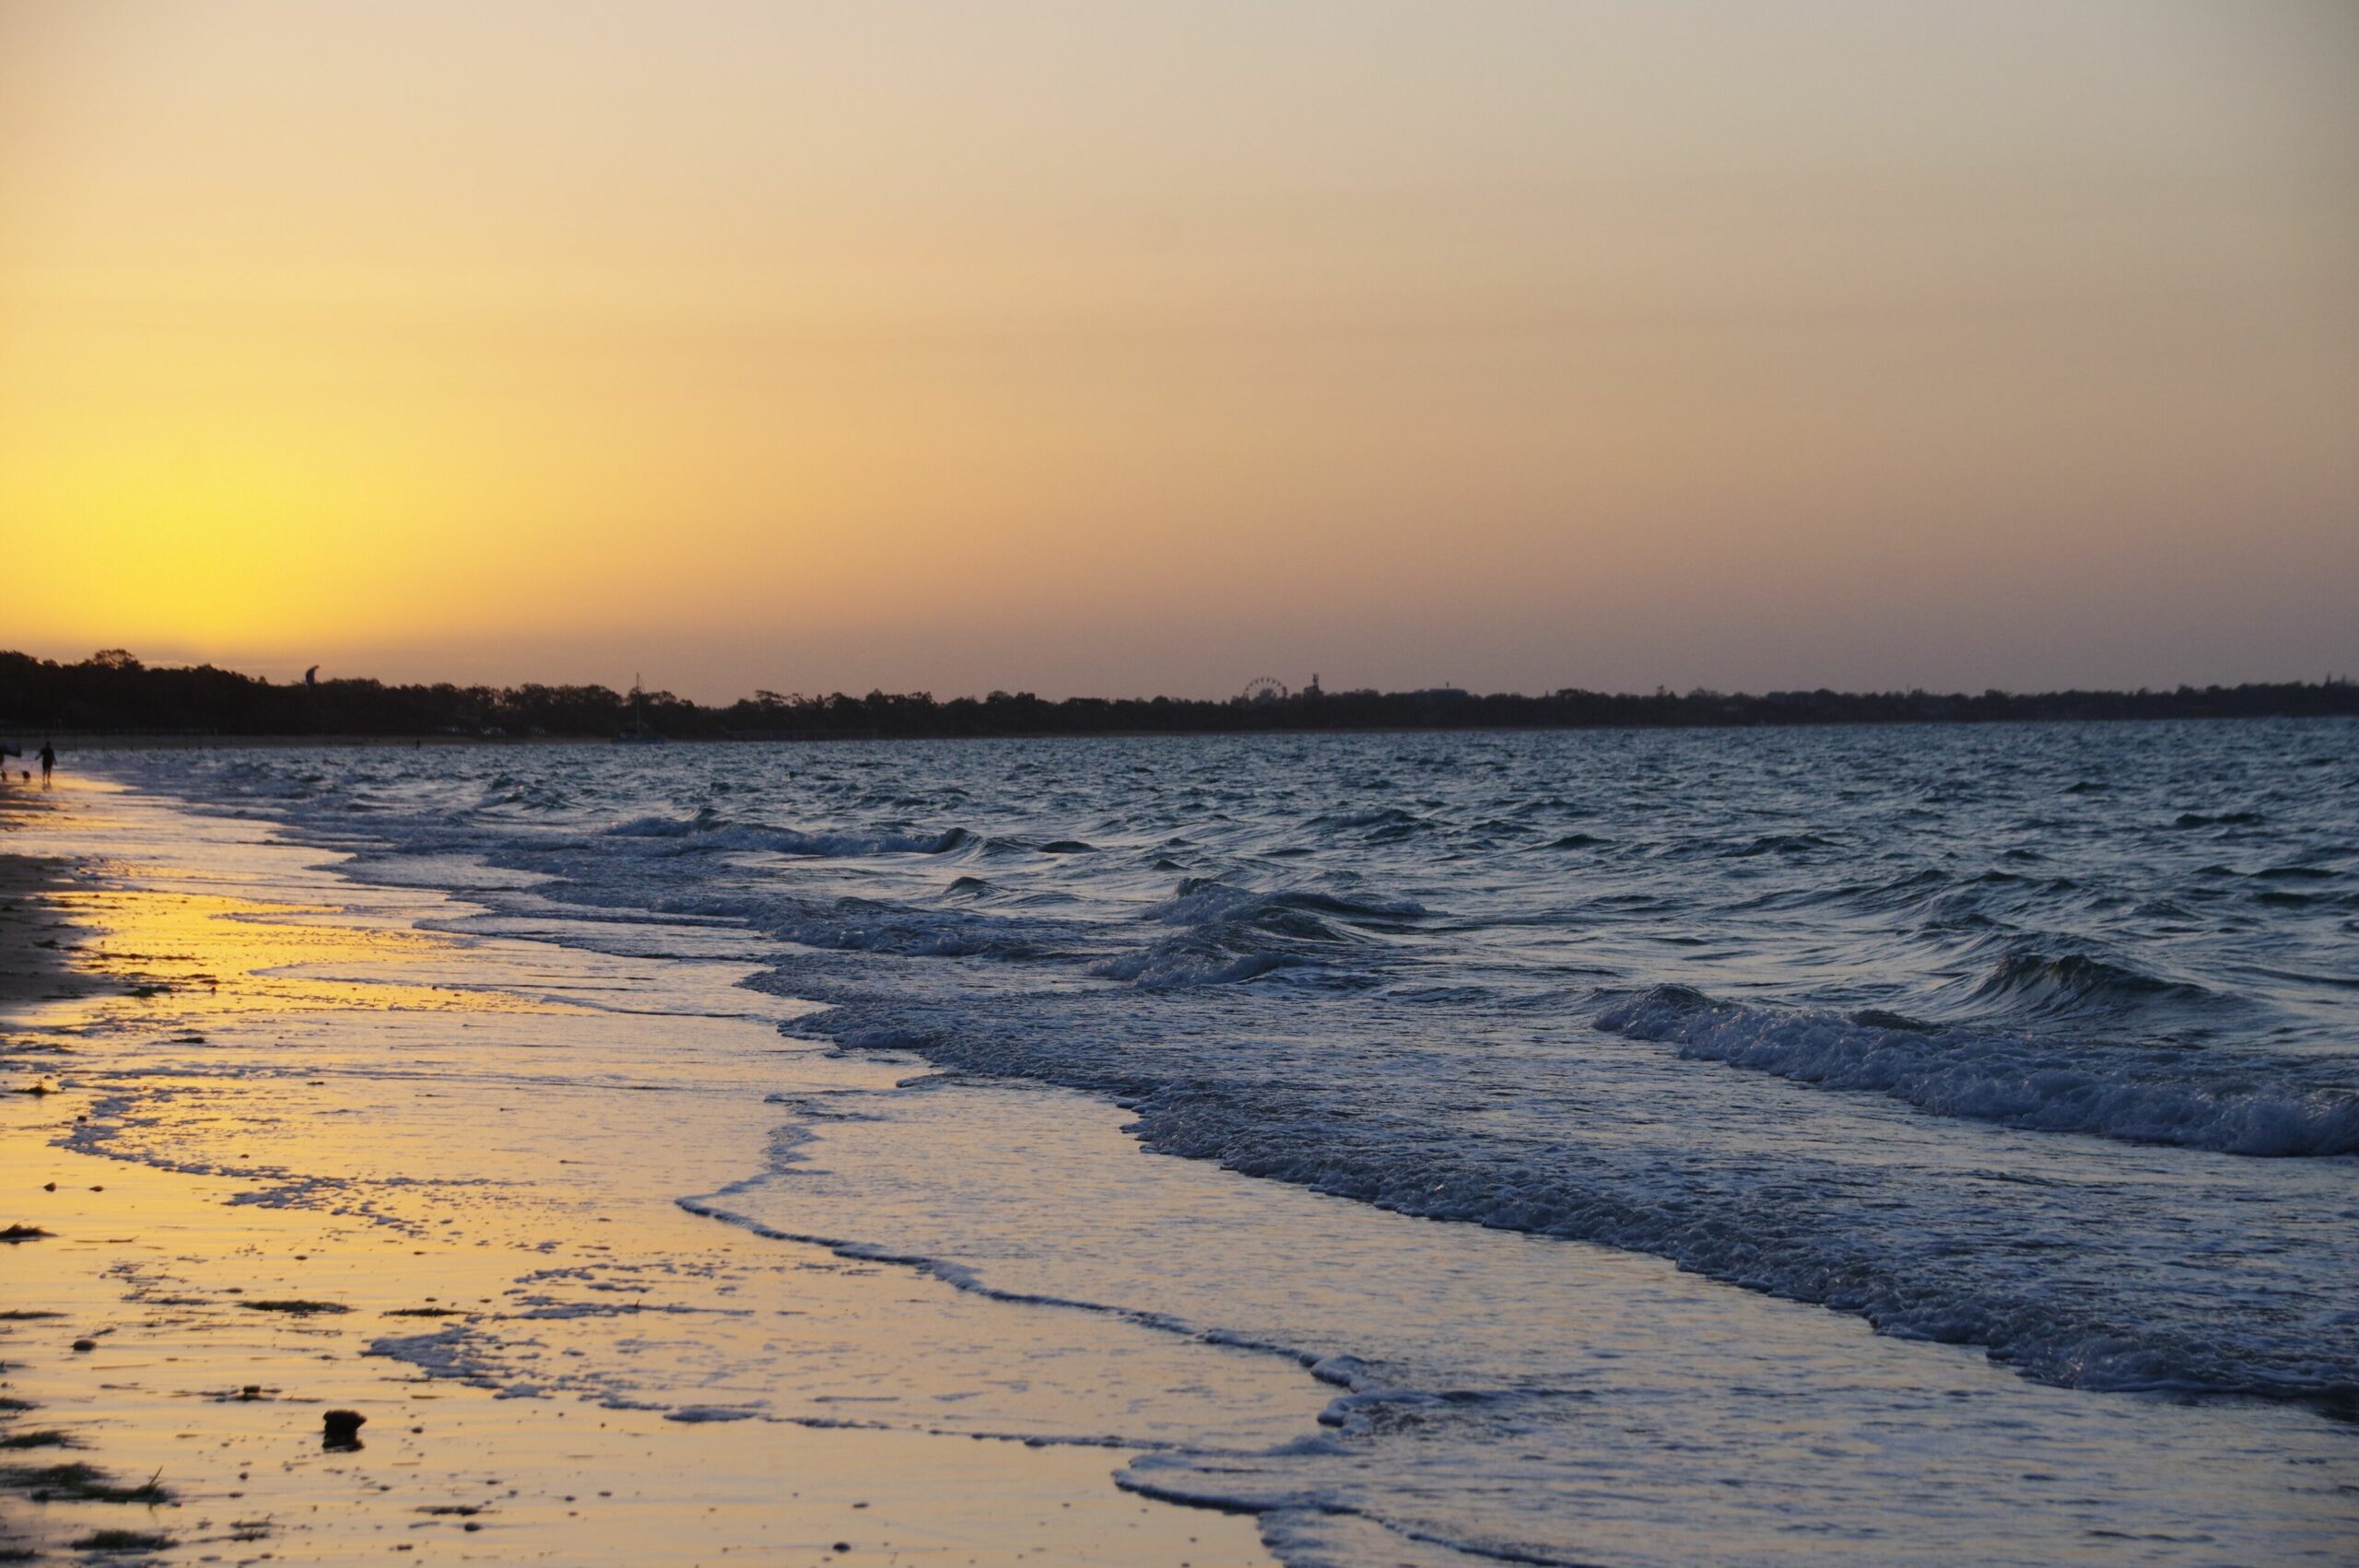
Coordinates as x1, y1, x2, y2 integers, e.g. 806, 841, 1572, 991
39, 741, 56, 788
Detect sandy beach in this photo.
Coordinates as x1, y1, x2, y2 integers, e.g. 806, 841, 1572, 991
1, 791, 91, 1018
1, 779, 1285, 1564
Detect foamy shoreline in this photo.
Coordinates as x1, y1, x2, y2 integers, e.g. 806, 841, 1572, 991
0, 780, 1281, 1564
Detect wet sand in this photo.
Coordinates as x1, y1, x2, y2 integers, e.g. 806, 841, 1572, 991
1, 789, 92, 1017
0, 781, 1285, 1564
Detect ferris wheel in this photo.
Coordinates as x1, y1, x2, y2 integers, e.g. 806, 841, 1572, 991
1239, 677, 1289, 703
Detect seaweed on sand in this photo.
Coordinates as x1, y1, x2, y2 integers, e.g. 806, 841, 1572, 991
0, 1430, 76, 1450
0, 1462, 171, 1504
71, 1530, 174, 1552
239, 1299, 349, 1315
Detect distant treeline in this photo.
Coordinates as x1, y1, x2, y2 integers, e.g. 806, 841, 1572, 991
4, 649, 2355, 743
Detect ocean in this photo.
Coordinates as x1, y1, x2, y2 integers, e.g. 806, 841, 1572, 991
99, 719, 2359, 1563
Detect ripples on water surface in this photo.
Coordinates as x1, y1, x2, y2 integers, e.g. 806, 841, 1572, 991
111, 720, 2358, 1562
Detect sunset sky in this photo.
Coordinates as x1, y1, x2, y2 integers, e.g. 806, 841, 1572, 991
3, 1, 2353, 700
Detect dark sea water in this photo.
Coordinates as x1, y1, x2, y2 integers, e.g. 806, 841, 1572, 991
110, 720, 2359, 1563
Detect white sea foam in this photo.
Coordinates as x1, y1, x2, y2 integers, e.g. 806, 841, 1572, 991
1594, 984, 2359, 1156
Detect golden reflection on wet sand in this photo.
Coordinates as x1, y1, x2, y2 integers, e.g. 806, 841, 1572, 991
2, 783, 1285, 1565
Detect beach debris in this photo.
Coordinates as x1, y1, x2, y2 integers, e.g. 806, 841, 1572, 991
239, 1299, 349, 1315
0, 1225, 51, 1243
0, 1462, 170, 1503
41, 1182, 54, 1191
69, 1529, 173, 1553
238, 1385, 264, 1401
0, 1430, 76, 1450
323, 1410, 367, 1447
70, 1339, 95, 1352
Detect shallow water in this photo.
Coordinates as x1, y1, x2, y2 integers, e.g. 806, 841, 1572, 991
0, 790, 1285, 1564
94, 720, 2359, 1562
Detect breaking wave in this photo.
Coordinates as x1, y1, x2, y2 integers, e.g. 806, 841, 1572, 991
1596, 984, 2359, 1156
605, 809, 971, 857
